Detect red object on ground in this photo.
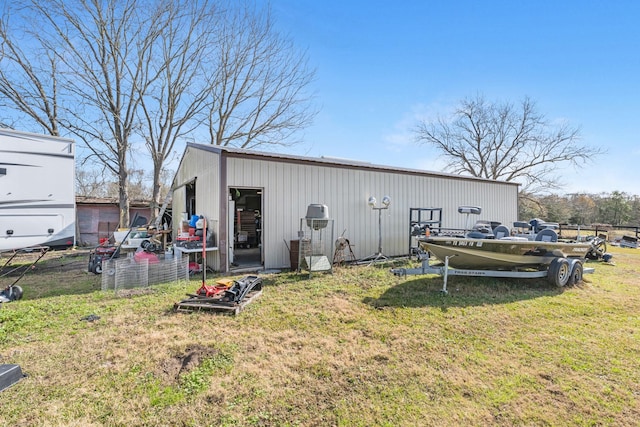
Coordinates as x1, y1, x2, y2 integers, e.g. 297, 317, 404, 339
95, 245, 116, 256
133, 251, 159, 264
196, 282, 231, 297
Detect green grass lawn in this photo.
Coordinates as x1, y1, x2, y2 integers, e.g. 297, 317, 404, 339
1, 247, 639, 426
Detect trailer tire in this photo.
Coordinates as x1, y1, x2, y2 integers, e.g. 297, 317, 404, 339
548, 258, 571, 287
1, 285, 24, 301
568, 260, 584, 285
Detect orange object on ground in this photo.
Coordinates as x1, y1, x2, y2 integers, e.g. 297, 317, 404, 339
197, 279, 233, 297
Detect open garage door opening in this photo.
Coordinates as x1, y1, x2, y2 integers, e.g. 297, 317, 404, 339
229, 188, 262, 270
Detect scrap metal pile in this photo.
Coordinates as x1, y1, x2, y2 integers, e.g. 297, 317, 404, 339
174, 275, 263, 314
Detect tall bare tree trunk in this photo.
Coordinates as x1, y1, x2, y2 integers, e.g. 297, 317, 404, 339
118, 169, 130, 228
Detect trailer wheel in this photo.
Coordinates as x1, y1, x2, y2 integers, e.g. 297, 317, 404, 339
568, 260, 584, 285
11, 285, 23, 301
1, 285, 23, 301
548, 258, 571, 287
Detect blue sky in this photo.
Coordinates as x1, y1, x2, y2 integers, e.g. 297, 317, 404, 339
269, 0, 640, 195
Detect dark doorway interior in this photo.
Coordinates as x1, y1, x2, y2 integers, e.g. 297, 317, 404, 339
229, 188, 262, 270
185, 181, 196, 219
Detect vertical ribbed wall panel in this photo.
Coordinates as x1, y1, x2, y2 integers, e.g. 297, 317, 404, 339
172, 147, 221, 270
224, 157, 518, 269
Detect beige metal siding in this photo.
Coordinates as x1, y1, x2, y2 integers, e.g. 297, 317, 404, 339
172, 146, 221, 270
226, 157, 518, 269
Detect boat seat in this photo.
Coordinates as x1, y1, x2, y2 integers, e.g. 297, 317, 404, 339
493, 225, 511, 239
535, 229, 558, 242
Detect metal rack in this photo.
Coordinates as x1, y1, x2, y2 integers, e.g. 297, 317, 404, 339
409, 208, 442, 258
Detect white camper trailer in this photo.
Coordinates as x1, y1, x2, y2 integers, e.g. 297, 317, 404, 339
0, 129, 76, 252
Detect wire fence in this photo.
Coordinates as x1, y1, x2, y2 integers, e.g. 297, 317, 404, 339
101, 254, 189, 291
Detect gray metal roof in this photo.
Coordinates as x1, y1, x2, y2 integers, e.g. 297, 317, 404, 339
184, 142, 519, 187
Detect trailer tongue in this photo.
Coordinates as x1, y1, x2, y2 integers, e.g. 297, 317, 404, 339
0, 246, 49, 305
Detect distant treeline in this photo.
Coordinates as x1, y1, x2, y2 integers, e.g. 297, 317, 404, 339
519, 191, 640, 227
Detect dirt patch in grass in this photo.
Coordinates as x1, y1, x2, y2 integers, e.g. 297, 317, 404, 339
160, 344, 220, 382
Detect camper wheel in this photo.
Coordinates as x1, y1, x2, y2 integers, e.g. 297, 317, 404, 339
0, 285, 23, 301
547, 258, 571, 287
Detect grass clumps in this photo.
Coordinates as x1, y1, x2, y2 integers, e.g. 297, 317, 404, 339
1, 248, 639, 425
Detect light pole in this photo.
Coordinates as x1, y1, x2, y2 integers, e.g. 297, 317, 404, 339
362, 195, 391, 265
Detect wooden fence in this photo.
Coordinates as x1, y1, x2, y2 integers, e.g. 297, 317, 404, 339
558, 224, 640, 240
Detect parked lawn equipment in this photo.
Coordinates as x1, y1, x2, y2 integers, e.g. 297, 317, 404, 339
88, 212, 167, 275
88, 213, 157, 275
87, 242, 119, 274
88, 234, 165, 275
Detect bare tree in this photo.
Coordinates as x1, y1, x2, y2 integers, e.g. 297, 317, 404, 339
415, 95, 604, 194
138, 1, 316, 219
26, 0, 166, 227
206, 3, 316, 149
75, 168, 112, 198
1, 0, 316, 226
127, 169, 152, 201
0, 6, 61, 135
137, 1, 219, 218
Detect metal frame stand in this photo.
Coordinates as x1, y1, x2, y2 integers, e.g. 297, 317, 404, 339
298, 218, 334, 277
409, 207, 442, 259
361, 206, 389, 265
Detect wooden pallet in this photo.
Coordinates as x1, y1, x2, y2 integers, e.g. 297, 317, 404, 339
173, 289, 263, 315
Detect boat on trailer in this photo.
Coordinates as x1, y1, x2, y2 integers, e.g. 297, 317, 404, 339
393, 206, 603, 292
420, 236, 592, 270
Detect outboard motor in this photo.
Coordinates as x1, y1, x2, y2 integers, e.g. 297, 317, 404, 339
467, 220, 495, 239
529, 218, 544, 234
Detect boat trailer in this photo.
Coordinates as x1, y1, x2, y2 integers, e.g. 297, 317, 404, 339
391, 255, 593, 294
